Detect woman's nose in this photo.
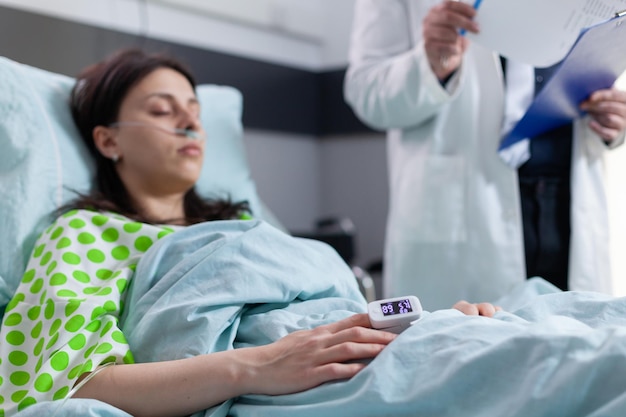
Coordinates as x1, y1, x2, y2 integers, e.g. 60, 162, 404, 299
176, 109, 204, 140
179, 108, 201, 130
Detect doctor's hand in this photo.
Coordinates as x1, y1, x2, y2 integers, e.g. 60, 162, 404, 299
579, 88, 626, 144
423, 0, 479, 81
238, 313, 396, 396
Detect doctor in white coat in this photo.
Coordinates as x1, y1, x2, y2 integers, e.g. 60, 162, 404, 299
344, 0, 626, 310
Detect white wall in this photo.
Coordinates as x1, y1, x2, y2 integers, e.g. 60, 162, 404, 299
152, 0, 356, 68
0, 0, 355, 70
319, 134, 388, 267
242, 128, 389, 270
243, 130, 321, 231
314, 0, 358, 68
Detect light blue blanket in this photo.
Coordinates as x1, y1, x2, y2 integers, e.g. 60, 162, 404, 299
15, 220, 626, 416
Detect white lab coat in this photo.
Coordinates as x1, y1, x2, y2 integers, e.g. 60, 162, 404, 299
344, 0, 617, 310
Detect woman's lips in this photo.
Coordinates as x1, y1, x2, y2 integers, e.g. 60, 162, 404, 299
178, 143, 203, 156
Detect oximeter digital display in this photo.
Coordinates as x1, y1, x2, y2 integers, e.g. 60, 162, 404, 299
380, 298, 414, 315
368, 295, 422, 333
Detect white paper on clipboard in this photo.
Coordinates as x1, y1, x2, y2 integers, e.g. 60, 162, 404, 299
498, 12, 626, 153
465, 0, 626, 67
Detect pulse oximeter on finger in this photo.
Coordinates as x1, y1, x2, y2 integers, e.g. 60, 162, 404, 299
368, 295, 422, 333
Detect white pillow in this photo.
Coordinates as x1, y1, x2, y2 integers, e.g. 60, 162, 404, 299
0, 56, 268, 308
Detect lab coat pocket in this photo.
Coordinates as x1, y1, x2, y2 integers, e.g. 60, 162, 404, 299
395, 155, 467, 243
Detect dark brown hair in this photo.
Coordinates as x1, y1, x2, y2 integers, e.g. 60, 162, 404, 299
68, 48, 249, 224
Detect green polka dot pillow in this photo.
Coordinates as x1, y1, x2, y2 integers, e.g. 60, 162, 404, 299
0, 56, 271, 312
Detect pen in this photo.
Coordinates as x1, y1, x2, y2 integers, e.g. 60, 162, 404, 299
616, 9, 626, 18
460, 0, 483, 36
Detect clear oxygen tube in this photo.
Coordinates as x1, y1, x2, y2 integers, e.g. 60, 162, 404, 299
109, 121, 205, 140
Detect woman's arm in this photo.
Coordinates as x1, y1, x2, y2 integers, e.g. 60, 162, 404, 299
74, 313, 396, 417
75, 301, 501, 417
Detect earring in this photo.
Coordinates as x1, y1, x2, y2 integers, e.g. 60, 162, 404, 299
111, 154, 119, 163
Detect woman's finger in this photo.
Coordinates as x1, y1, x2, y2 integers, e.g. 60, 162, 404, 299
319, 313, 372, 333
475, 302, 498, 317
312, 339, 389, 367
452, 300, 501, 317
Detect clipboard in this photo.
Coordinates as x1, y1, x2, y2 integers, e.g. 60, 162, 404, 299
499, 11, 626, 151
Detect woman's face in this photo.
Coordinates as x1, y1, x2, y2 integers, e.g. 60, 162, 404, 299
107, 67, 205, 196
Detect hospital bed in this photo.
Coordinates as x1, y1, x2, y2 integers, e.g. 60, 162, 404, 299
3, 55, 626, 417
0, 54, 375, 304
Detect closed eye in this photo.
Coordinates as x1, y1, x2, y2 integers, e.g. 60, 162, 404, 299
144, 93, 200, 121
150, 110, 173, 117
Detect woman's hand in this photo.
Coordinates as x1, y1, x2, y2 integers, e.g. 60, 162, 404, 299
239, 313, 396, 396
452, 300, 502, 317
75, 313, 395, 416
423, 0, 479, 81
579, 88, 626, 144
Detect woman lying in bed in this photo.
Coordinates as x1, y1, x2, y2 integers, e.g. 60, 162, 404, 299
0, 49, 499, 417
